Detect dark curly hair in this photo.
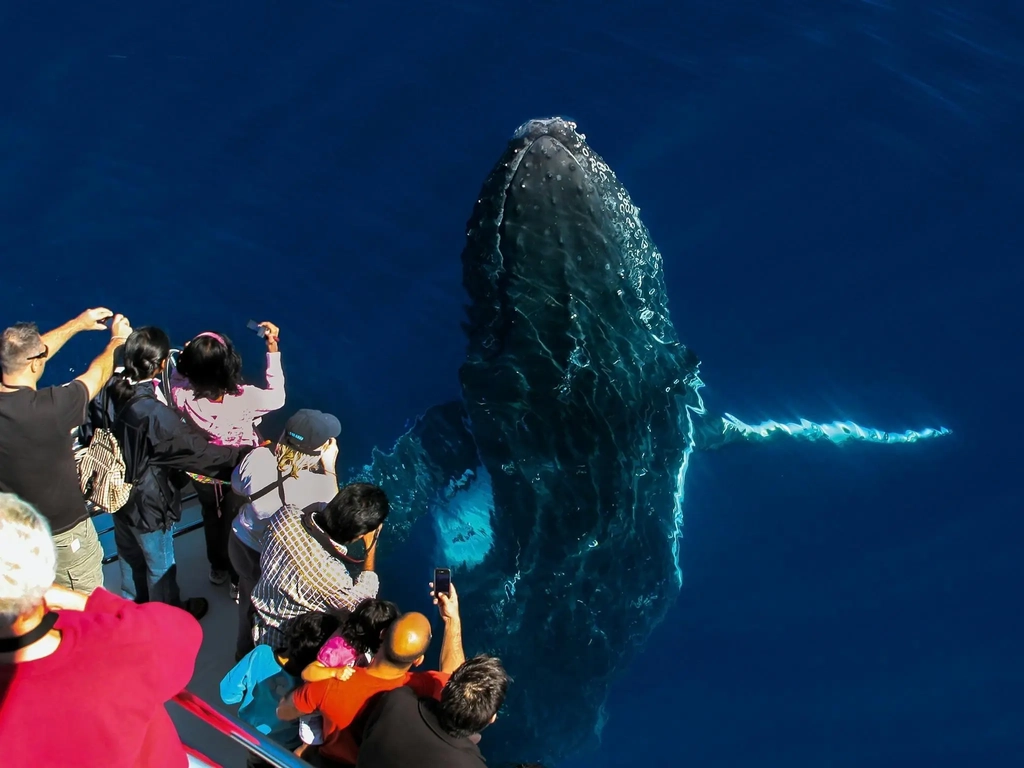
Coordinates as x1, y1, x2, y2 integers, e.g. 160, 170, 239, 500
340, 598, 400, 655
175, 332, 244, 401
273, 611, 341, 676
437, 655, 511, 738
320, 483, 390, 544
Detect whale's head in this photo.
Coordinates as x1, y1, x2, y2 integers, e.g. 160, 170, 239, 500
461, 117, 689, 388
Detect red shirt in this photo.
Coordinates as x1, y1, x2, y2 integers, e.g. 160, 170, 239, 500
293, 668, 450, 765
0, 588, 202, 768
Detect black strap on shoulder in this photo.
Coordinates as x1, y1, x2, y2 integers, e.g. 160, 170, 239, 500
246, 467, 287, 506
298, 506, 377, 571
100, 387, 111, 431
300, 506, 357, 566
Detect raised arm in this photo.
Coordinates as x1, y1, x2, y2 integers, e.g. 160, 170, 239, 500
41, 307, 112, 357
245, 322, 286, 413
320, 438, 341, 497
432, 581, 465, 674
360, 523, 381, 574
74, 314, 132, 400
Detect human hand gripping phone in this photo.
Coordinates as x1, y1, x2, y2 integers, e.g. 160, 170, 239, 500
248, 320, 280, 352
430, 572, 460, 626
433, 567, 451, 597
246, 319, 267, 338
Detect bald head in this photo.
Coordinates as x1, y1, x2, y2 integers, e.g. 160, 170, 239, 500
381, 612, 432, 667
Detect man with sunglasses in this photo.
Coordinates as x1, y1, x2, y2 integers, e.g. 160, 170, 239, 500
0, 308, 132, 593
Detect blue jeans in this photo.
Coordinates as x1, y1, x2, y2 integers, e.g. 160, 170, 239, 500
112, 513, 181, 606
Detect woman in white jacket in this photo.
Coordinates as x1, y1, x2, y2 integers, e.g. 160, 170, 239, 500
228, 408, 341, 660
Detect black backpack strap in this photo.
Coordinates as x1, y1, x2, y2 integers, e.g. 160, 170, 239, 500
100, 387, 111, 431
246, 468, 288, 506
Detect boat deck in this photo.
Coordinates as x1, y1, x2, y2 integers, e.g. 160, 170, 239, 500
96, 498, 250, 767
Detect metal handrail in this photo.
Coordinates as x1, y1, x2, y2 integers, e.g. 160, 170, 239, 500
172, 690, 311, 768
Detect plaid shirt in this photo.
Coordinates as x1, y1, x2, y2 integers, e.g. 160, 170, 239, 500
251, 504, 379, 648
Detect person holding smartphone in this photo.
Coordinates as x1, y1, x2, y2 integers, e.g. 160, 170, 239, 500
170, 321, 285, 598
0, 307, 131, 594
277, 578, 468, 767
430, 569, 465, 676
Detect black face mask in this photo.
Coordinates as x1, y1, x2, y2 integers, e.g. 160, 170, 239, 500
0, 612, 58, 653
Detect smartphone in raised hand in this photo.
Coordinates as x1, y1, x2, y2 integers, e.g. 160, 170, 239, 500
433, 567, 451, 597
246, 319, 267, 339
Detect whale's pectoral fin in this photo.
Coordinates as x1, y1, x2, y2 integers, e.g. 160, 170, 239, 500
694, 412, 951, 451
351, 400, 482, 544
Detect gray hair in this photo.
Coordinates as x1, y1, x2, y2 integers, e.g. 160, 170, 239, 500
0, 493, 56, 624
0, 323, 42, 376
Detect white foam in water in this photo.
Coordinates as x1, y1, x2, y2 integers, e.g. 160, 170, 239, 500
669, 375, 707, 588
721, 414, 951, 444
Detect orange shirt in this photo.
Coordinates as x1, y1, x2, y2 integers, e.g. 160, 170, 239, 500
292, 668, 450, 765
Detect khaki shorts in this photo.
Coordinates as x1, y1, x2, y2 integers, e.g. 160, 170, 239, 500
52, 516, 104, 593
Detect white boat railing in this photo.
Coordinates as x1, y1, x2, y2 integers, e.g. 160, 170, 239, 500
173, 689, 311, 768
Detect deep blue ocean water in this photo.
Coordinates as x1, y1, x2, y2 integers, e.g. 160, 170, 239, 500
2, 1, 1022, 765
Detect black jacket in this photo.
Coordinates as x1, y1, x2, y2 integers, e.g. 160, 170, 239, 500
356, 686, 487, 768
89, 381, 246, 533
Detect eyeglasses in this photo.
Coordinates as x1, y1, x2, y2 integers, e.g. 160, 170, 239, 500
26, 345, 49, 361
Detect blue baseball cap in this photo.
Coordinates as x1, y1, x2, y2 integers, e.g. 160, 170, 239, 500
281, 409, 341, 455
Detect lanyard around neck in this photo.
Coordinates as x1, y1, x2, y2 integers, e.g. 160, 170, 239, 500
0, 612, 58, 653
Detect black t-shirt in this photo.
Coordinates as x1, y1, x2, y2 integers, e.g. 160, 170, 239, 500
0, 381, 90, 534
356, 686, 487, 768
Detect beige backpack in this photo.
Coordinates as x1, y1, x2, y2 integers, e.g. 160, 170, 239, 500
77, 392, 144, 513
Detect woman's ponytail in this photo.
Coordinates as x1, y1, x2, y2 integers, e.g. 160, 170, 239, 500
110, 327, 172, 406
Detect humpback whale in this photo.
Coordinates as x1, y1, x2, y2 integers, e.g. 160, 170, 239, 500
356, 118, 949, 765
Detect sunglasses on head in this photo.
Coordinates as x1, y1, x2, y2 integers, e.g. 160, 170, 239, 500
26, 345, 49, 361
